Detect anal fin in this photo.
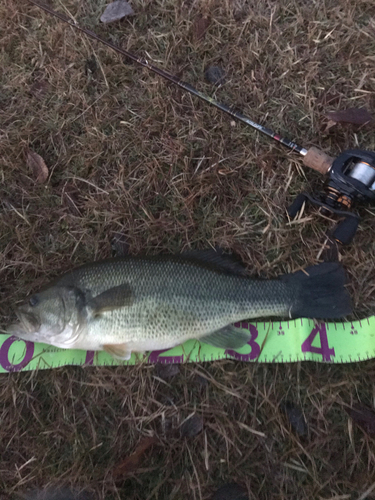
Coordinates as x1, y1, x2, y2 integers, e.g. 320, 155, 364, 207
103, 343, 132, 360
200, 326, 251, 349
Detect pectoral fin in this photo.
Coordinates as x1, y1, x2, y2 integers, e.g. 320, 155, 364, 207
201, 326, 251, 349
89, 284, 133, 315
103, 343, 132, 360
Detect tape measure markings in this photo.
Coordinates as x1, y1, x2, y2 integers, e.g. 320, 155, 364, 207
1, 317, 375, 373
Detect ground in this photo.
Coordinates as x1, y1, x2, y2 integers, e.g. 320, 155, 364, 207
1, 0, 375, 498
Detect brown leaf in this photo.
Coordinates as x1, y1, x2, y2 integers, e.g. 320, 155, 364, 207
26, 149, 49, 184
180, 414, 203, 438
325, 107, 374, 126
324, 119, 337, 133
111, 436, 157, 478
212, 483, 248, 500
192, 16, 210, 41
345, 404, 375, 438
22, 487, 93, 500
281, 401, 308, 437
100, 1, 134, 23
154, 363, 180, 379
204, 66, 226, 86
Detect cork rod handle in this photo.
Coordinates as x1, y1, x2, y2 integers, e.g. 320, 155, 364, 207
302, 147, 335, 175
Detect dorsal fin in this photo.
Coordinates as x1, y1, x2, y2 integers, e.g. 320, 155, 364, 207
182, 248, 248, 276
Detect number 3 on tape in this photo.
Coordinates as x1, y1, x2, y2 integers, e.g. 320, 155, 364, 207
301, 324, 335, 362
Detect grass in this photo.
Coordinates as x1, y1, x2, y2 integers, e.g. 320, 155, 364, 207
1, 0, 375, 498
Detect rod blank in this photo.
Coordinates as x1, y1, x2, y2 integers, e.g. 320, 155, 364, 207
27, 0, 307, 155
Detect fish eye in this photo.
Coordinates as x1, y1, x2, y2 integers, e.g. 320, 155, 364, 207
29, 295, 39, 307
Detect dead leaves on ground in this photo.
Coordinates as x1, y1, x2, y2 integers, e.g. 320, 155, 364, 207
345, 404, 375, 438
154, 362, 180, 380
111, 436, 158, 479
192, 16, 211, 41
26, 149, 49, 184
324, 107, 374, 131
205, 66, 226, 86
281, 401, 308, 437
180, 413, 203, 438
280, 401, 375, 441
212, 483, 248, 500
100, 1, 134, 23
111, 413, 203, 481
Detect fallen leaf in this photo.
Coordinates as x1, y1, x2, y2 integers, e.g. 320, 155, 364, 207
23, 487, 93, 500
154, 363, 180, 379
100, 1, 134, 23
112, 436, 157, 478
212, 483, 248, 500
180, 414, 203, 438
281, 401, 308, 437
325, 107, 374, 126
345, 404, 375, 438
26, 149, 49, 184
204, 66, 226, 86
324, 119, 337, 132
192, 16, 210, 41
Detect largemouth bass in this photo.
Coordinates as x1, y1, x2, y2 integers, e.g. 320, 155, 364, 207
7, 251, 351, 359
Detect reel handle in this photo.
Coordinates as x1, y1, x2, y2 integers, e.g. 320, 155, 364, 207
303, 147, 335, 174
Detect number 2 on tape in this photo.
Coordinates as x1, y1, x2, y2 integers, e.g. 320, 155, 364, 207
301, 324, 335, 362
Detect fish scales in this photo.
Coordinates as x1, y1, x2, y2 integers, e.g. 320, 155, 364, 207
7, 253, 352, 359
56, 256, 289, 346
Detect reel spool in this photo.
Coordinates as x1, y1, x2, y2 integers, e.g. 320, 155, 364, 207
288, 150, 375, 244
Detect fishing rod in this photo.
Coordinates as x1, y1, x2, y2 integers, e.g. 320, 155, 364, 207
28, 0, 307, 155
27, 0, 375, 244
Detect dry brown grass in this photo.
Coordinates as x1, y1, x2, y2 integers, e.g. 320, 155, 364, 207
1, 0, 375, 498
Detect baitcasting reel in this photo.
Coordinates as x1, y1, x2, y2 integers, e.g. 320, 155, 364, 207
288, 149, 375, 244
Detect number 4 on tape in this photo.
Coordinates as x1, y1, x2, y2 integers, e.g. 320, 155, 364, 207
301, 324, 335, 362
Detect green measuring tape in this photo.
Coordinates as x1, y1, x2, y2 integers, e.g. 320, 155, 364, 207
1, 317, 374, 373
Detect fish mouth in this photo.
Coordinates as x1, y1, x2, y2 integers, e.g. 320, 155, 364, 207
7, 311, 82, 347
6, 309, 41, 341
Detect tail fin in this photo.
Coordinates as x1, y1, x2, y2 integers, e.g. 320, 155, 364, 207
282, 263, 352, 319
